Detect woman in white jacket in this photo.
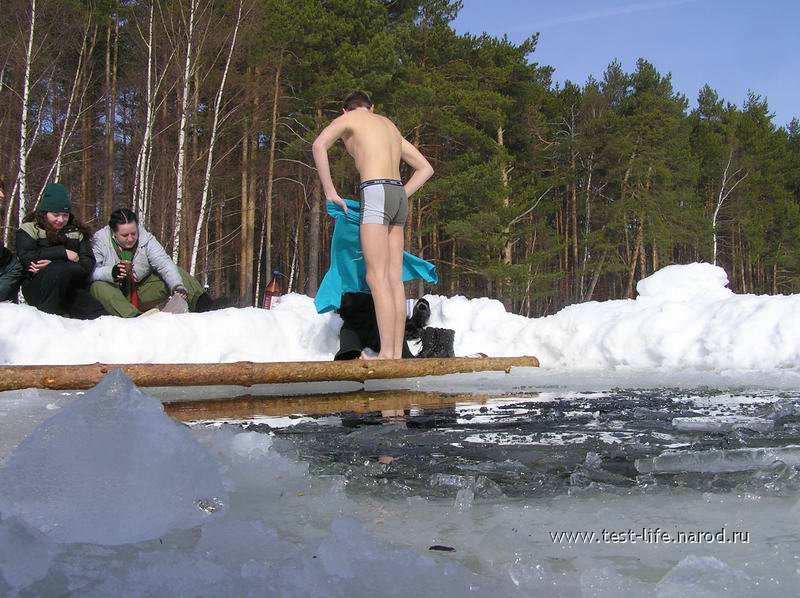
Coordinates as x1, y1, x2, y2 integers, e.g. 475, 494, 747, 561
90, 208, 211, 317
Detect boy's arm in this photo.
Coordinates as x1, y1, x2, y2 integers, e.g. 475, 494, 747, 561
312, 116, 350, 212
400, 138, 434, 197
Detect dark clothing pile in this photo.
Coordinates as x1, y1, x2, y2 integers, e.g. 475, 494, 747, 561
334, 293, 455, 360
16, 222, 106, 319
0, 241, 24, 302
334, 293, 413, 360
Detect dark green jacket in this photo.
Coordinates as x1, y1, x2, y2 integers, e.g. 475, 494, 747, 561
0, 241, 23, 301
16, 221, 96, 281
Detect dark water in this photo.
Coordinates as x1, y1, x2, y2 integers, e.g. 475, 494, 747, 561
247, 388, 800, 499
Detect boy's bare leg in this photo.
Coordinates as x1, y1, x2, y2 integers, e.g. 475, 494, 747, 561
360, 223, 396, 359
387, 224, 406, 358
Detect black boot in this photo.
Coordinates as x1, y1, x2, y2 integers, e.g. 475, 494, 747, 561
194, 292, 214, 312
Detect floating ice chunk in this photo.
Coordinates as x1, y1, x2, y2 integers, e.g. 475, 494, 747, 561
0, 370, 227, 545
655, 555, 756, 598
636, 445, 800, 474
429, 473, 505, 499
0, 513, 59, 591
671, 416, 774, 433
758, 399, 800, 420
454, 488, 474, 511
430, 473, 471, 488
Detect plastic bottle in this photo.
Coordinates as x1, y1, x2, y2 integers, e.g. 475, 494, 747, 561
263, 271, 283, 309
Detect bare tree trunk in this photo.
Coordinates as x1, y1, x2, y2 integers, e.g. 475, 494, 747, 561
498, 127, 513, 300
80, 92, 93, 222
578, 154, 594, 299
13, 0, 36, 230
288, 201, 301, 293
406, 127, 422, 252
213, 202, 222, 296
296, 178, 306, 294
190, 0, 242, 276
239, 128, 252, 305
772, 252, 779, 294
585, 250, 606, 302
133, 1, 155, 218
625, 215, 644, 298
103, 15, 119, 221
172, 0, 196, 262
307, 105, 323, 296
712, 149, 747, 266
43, 17, 92, 188
739, 229, 747, 293
620, 145, 638, 267
497, 127, 514, 266
570, 150, 578, 296
257, 55, 282, 294
247, 130, 257, 305
449, 242, 457, 296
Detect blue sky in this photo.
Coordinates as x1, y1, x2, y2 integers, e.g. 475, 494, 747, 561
453, 0, 798, 128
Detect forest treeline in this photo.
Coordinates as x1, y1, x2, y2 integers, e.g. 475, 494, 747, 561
2, 0, 799, 314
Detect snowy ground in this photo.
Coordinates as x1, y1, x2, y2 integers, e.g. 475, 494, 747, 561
2, 263, 800, 596
2, 262, 799, 369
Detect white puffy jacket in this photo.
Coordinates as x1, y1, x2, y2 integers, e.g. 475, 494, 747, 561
91, 224, 183, 291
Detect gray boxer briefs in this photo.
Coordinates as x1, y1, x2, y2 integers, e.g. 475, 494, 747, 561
359, 179, 408, 226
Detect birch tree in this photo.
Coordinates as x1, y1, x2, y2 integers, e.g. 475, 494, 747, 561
133, 0, 157, 222
14, 0, 37, 231
189, 0, 243, 276
712, 150, 748, 265
172, 0, 196, 262
37, 17, 94, 197
255, 55, 282, 300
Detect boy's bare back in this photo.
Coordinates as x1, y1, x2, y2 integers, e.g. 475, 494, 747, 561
338, 110, 403, 181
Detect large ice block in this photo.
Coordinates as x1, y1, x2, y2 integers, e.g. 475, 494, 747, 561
636, 446, 800, 474
0, 370, 227, 545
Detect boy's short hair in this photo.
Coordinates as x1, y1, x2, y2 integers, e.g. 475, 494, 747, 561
343, 91, 373, 111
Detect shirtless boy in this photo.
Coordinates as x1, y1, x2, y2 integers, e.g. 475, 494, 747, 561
312, 91, 434, 359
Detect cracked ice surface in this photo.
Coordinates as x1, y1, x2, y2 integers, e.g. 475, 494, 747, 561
2, 372, 800, 595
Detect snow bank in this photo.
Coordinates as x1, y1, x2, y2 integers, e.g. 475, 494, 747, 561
426, 263, 800, 370
1, 263, 799, 371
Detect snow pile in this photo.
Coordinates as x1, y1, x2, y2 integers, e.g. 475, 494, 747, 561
425, 263, 800, 370
1, 262, 799, 370
0, 370, 227, 545
0, 292, 339, 365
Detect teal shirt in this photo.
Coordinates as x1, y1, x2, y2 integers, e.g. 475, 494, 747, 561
314, 199, 438, 314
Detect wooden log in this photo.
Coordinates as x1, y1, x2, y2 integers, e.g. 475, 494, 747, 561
0, 356, 539, 392
165, 390, 490, 422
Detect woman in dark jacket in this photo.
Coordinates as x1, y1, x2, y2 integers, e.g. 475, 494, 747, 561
0, 180, 24, 301
15, 183, 106, 319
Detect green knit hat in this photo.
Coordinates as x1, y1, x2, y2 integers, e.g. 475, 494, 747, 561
38, 183, 71, 213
